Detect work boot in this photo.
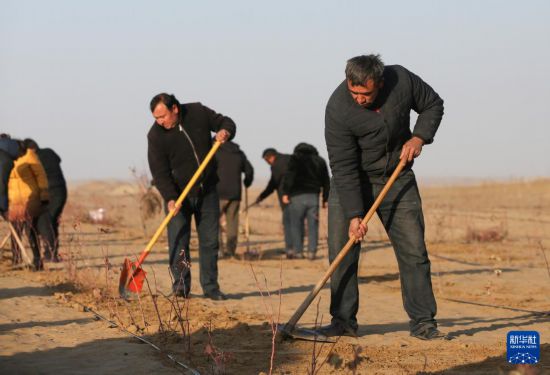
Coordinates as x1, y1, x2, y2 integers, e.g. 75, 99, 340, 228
204, 290, 227, 301
410, 323, 449, 340
317, 321, 357, 337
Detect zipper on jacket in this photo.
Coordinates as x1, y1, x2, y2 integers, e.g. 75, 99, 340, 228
179, 124, 204, 192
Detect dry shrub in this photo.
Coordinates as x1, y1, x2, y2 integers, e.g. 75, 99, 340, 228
465, 226, 508, 242
140, 188, 162, 220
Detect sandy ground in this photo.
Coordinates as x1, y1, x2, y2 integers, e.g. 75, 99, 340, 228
0, 274, 179, 374
1, 179, 549, 374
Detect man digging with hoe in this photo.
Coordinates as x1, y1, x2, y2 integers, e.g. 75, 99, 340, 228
279, 54, 447, 342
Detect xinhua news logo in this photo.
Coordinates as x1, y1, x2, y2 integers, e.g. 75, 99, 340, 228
507, 331, 540, 364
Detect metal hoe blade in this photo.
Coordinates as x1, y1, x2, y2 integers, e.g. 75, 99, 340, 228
276, 324, 335, 343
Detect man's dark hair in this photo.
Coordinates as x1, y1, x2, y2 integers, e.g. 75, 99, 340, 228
0, 133, 10, 139
23, 138, 39, 150
150, 93, 180, 112
262, 148, 277, 159
345, 54, 385, 85
15, 140, 26, 157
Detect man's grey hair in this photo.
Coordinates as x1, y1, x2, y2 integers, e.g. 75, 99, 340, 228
345, 54, 385, 85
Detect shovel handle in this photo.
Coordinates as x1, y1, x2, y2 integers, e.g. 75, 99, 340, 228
135, 141, 222, 267
284, 158, 408, 331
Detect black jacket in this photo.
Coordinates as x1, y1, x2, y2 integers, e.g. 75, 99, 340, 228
282, 143, 330, 203
325, 65, 444, 219
256, 153, 290, 206
0, 150, 14, 213
148, 102, 236, 201
216, 141, 254, 201
36, 148, 67, 191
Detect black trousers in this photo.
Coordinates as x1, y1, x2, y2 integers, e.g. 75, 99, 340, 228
37, 186, 67, 258
327, 170, 437, 332
166, 188, 220, 295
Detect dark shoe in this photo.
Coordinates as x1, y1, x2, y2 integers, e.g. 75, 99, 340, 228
172, 286, 191, 299
410, 324, 448, 341
43, 254, 62, 263
32, 261, 44, 272
204, 290, 227, 301
317, 322, 357, 337
286, 250, 305, 259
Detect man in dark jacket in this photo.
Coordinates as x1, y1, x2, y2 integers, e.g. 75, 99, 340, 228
255, 148, 292, 255
322, 54, 445, 340
281, 143, 330, 260
148, 93, 235, 301
0, 136, 19, 217
24, 139, 67, 262
216, 140, 254, 258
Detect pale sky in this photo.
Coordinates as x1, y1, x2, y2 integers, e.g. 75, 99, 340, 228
1, 0, 549, 182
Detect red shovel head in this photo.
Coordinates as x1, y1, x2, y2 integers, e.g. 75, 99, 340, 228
119, 258, 147, 297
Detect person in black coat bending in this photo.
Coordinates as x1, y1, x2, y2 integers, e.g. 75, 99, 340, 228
24, 139, 67, 262
281, 143, 330, 260
255, 148, 292, 255
322, 54, 445, 340
215, 140, 254, 258
147, 93, 235, 301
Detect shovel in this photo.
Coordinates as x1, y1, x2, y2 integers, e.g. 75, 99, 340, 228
119, 141, 222, 298
277, 158, 407, 341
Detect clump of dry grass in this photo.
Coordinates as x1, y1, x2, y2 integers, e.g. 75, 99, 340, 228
130, 166, 162, 235
465, 226, 508, 242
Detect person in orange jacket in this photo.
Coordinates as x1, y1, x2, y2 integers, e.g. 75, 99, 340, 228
8, 141, 49, 270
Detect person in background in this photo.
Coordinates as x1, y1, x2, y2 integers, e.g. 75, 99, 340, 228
0, 135, 19, 218
281, 143, 330, 260
254, 148, 292, 256
216, 140, 254, 258
8, 141, 50, 270
24, 139, 67, 262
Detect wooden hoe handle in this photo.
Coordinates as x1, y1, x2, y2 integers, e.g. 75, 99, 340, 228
284, 158, 408, 331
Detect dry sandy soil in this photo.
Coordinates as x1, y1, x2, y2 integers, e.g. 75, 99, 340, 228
1, 178, 549, 374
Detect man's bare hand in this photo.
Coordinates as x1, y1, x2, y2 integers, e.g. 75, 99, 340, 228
282, 195, 290, 204
349, 217, 368, 243
168, 200, 181, 215
400, 136, 424, 162
215, 129, 231, 143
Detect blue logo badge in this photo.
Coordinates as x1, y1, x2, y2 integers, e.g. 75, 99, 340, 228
507, 331, 540, 364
